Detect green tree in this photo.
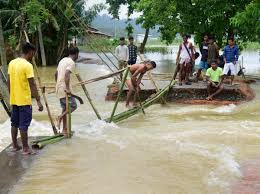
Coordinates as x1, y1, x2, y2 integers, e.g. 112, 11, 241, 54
231, 0, 260, 42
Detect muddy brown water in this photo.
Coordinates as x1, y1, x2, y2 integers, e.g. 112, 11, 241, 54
0, 51, 259, 194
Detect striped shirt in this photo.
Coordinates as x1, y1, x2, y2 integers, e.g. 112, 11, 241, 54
223, 44, 239, 63
128, 44, 137, 60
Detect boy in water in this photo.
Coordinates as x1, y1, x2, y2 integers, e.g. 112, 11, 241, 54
206, 60, 224, 100
125, 61, 157, 107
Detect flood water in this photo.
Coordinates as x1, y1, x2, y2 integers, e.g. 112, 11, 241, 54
0, 50, 260, 194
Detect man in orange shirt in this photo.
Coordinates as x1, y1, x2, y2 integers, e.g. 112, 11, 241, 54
7, 42, 43, 154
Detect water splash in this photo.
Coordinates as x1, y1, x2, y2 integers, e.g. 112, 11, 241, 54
0, 119, 53, 151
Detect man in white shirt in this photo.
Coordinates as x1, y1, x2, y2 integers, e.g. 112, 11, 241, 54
55, 47, 79, 136
115, 37, 129, 74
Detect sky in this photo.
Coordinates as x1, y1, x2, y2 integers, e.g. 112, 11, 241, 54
85, 0, 141, 19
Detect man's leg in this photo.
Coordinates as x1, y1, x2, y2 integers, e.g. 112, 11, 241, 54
10, 105, 21, 150
184, 63, 192, 85
19, 130, 30, 153
230, 63, 236, 85
19, 105, 33, 154
178, 63, 184, 85
223, 63, 230, 83
206, 82, 213, 100
126, 80, 135, 107
208, 84, 224, 99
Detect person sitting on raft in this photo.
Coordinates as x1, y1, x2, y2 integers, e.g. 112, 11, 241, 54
206, 60, 224, 100
125, 61, 157, 108
55, 47, 79, 136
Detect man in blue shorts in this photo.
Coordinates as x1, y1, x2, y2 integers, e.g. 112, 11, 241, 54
7, 42, 44, 154
55, 47, 79, 136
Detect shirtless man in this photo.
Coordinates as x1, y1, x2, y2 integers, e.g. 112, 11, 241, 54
125, 61, 157, 107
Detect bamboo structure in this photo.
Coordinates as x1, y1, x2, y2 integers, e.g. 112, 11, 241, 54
106, 81, 175, 123
0, 91, 11, 117
47, 68, 126, 94
32, 135, 65, 149
147, 71, 167, 104
42, 87, 58, 134
109, 67, 130, 123
75, 73, 102, 120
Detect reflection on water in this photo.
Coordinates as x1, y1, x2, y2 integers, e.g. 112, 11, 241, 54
0, 51, 260, 194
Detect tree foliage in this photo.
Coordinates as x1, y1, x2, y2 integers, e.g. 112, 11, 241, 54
231, 0, 260, 42
0, 0, 104, 65
107, 0, 257, 47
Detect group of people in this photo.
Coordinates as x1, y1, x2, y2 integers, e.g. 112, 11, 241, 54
174, 34, 240, 100
7, 33, 240, 154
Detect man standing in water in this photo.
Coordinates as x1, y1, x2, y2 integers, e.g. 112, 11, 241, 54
206, 60, 224, 100
196, 34, 209, 81
223, 37, 239, 85
174, 34, 195, 85
7, 42, 43, 154
55, 47, 79, 136
125, 61, 156, 107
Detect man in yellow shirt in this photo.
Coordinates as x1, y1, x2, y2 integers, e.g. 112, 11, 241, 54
7, 42, 43, 154
206, 60, 224, 100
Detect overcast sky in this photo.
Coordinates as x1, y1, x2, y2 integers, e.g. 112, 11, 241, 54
85, 0, 141, 19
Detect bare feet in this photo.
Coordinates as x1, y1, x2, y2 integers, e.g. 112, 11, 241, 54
56, 116, 62, 130
10, 145, 22, 152
62, 129, 69, 138
206, 96, 213, 101
23, 147, 36, 155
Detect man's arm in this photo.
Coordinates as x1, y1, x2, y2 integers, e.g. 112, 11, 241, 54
126, 46, 129, 61
7, 75, 10, 93
64, 70, 71, 93
28, 78, 43, 111
223, 47, 227, 63
234, 46, 239, 64
176, 44, 182, 62
190, 43, 195, 60
115, 46, 119, 58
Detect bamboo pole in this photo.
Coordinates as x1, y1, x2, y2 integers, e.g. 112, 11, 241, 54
0, 91, 11, 117
106, 81, 175, 123
24, 31, 58, 135
136, 91, 145, 115
147, 71, 167, 104
109, 67, 130, 123
47, 68, 127, 94
66, 92, 72, 138
32, 134, 64, 144
75, 73, 102, 120
42, 87, 58, 134
32, 136, 65, 149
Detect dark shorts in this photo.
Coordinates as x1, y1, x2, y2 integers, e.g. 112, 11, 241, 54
60, 97, 77, 112
128, 59, 137, 65
11, 105, 32, 131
